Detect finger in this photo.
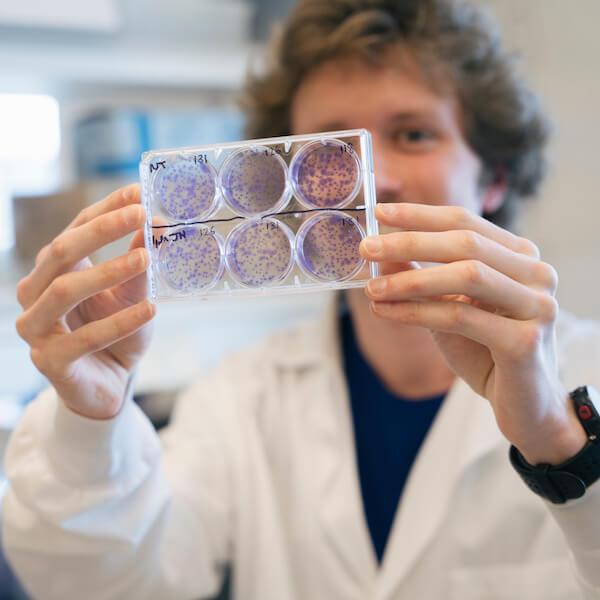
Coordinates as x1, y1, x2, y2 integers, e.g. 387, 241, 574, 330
377, 260, 421, 277
20, 248, 149, 339
360, 230, 556, 292
32, 184, 141, 269
18, 204, 145, 309
46, 299, 156, 368
375, 203, 540, 258
67, 184, 140, 230
369, 298, 524, 355
113, 228, 151, 305
365, 260, 557, 321
128, 228, 146, 251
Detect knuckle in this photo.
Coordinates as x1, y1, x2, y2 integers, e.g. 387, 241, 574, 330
95, 214, 112, 238
101, 257, 128, 286
400, 231, 418, 254
49, 237, 68, 263
395, 302, 418, 324
462, 260, 486, 286
16, 277, 30, 306
15, 313, 30, 340
450, 205, 471, 228
394, 203, 411, 220
402, 273, 424, 295
511, 325, 543, 358
376, 234, 390, 256
96, 262, 115, 288
50, 276, 73, 303
449, 301, 468, 328
77, 328, 96, 353
78, 206, 92, 223
458, 231, 481, 256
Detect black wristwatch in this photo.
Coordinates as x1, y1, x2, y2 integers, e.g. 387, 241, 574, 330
510, 386, 600, 504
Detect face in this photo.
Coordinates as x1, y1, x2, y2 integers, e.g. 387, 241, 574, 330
290, 51, 495, 222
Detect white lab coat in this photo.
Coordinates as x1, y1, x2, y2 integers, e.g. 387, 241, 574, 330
3, 300, 600, 600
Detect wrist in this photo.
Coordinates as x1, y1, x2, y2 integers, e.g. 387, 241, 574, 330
58, 370, 136, 421
516, 400, 588, 466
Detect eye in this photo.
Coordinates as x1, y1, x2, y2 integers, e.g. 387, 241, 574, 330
404, 129, 432, 142
392, 127, 437, 150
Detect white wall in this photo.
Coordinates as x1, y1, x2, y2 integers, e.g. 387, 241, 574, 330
483, 0, 600, 320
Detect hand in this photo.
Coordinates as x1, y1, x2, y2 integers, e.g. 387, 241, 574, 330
360, 202, 587, 465
15, 184, 156, 420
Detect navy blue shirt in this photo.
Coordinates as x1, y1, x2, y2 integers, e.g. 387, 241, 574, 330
341, 313, 445, 563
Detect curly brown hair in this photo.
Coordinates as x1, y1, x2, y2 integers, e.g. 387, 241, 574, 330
242, 0, 551, 231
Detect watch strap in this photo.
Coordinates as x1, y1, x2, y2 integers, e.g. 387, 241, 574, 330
509, 386, 600, 504
510, 440, 600, 504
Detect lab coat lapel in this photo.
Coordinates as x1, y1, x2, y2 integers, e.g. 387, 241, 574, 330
276, 296, 505, 594
378, 377, 505, 598
286, 296, 377, 587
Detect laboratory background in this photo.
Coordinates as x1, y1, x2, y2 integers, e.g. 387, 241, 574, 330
0, 0, 598, 597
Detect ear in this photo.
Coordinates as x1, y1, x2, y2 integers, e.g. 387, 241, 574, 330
481, 166, 508, 215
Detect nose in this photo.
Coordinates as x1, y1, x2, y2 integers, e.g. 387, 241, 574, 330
372, 141, 403, 203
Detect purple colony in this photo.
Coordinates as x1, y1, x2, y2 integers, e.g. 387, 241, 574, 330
153, 159, 217, 221
221, 149, 288, 216
297, 213, 365, 282
160, 227, 224, 291
226, 219, 294, 287
291, 140, 360, 209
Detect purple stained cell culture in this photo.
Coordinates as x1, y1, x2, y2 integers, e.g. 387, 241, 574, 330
221, 149, 288, 216
291, 140, 361, 209
159, 227, 224, 292
153, 159, 217, 220
297, 213, 365, 282
226, 218, 294, 287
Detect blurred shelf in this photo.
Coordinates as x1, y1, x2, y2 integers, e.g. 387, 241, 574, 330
0, 41, 257, 89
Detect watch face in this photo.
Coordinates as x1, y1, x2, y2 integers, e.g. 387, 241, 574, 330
587, 385, 600, 408
572, 386, 600, 439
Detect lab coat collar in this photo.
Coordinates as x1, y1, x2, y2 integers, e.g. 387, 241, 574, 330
276, 292, 506, 596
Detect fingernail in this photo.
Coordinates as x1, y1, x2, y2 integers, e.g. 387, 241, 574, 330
122, 184, 137, 201
128, 248, 144, 269
368, 278, 387, 296
370, 301, 385, 313
363, 236, 383, 255
378, 204, 396, 217
124, 205, 143, 226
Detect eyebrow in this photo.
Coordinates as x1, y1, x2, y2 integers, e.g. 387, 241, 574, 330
308, 110, 443, 133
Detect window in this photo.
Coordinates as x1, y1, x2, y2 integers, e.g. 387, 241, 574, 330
0, 93, 60, 250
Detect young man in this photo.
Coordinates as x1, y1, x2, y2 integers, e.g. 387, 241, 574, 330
6, 1, 600, 598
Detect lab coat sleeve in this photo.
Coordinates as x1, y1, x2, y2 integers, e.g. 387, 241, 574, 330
543, 314, 600, 599
2, 372, 236, 600
546, 483, 600, 599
